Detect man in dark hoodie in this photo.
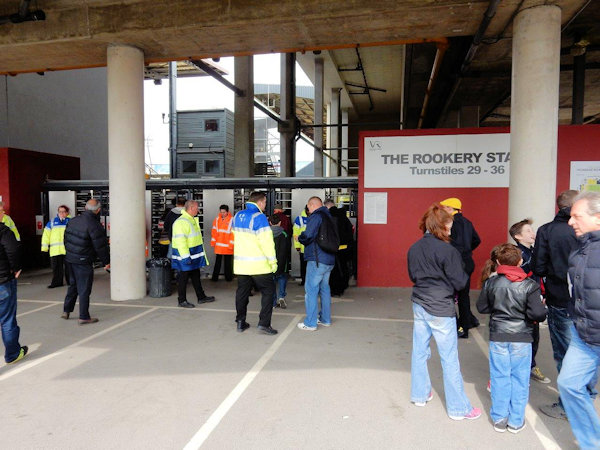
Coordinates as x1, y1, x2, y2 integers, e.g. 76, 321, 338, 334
0, 219, 28, 364
269, 213, 290, 309
532, 189, 587, 420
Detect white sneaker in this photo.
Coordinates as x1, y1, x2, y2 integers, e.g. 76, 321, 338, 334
317, 319, 331, 327
413, 391, 433, 407
278, 298, 287, 309
297, 322, 317, 331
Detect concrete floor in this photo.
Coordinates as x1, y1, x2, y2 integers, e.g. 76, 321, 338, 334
0, 268, 594, 449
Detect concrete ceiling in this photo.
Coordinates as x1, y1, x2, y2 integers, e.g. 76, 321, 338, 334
0, 0, 598, 127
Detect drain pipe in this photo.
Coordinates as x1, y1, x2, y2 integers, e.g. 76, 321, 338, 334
417, 41, 448, 128
436, 0, 501, 126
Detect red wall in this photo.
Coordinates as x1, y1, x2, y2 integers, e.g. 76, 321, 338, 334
0, 148, 80, 267
357, 125, 600, 288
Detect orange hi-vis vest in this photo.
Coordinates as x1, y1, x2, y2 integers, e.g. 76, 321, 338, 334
211, 212, 234, 255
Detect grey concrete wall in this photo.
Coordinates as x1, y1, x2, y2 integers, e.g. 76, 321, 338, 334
1, 68, 108, 179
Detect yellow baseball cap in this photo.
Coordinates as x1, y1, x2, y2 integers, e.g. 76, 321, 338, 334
440, 198, 462, 210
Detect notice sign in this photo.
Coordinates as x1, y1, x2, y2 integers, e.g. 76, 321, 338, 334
364, 192, 388, 224
570, 161, 600, 193
364, 133, 511, 188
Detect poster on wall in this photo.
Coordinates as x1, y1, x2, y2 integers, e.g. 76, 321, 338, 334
364, 133, 511, 188
570, 161, 600, 192
363, 192, 387, 224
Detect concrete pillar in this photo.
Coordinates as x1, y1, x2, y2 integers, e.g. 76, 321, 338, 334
168, 61, 177, 178
325, 102, 331, 177
314, 57, 324, 177
107, 44, 146, 301
341, 108, 349, 176
509, 5, 561, 230
280, 53, 296, 177
330, 88, 341, 176
234, 56, 254, 177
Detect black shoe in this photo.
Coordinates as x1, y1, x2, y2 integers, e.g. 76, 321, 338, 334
470, 317, 480, 328
47, 284, 63, 289
61, 312, 70, 320
78, 318, 99, 325
257, 325, 278, 335
198, 296, 215, 304
178, 301, 195, 308
457, 327, 468, 339
237, 321, 250, 332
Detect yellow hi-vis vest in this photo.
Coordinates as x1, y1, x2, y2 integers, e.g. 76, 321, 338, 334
232, 202, 277, 275
1, 214, 20, 241
41, 216, 70, 257
171, 209, 208, 271
293, 210, 308, 253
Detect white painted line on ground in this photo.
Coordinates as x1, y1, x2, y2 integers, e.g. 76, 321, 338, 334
183, 314, 302, 450
20, 299, 61, 304
17, 303, 57, 317
18, 299, 415, 323
0, 307, 158, 382
470, 327, 560, 450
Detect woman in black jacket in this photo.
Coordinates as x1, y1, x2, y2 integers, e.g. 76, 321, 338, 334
407, 203, 481, 421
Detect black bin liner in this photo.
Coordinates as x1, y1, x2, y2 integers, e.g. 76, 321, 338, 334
146, 258, 171, 298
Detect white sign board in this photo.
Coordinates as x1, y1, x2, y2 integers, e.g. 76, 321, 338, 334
363, 192, 388, 224
570, 161, 600, 192
364, 133, 511, 188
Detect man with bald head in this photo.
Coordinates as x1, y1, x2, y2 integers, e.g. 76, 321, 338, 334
63, 199, 110, 325
297, 196, 337, 331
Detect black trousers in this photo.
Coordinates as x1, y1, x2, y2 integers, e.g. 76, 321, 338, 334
235, 274, 275, 327
64, 263, 94, 320
457, 277, 477, 331
177, 269, 206, 303
50, 254, 70, 287
299, 252, 307, 285
531, 322, 540, 368
212, 254, 233, 281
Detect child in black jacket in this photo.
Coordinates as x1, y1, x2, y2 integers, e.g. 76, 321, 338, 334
477, 243, 547, 434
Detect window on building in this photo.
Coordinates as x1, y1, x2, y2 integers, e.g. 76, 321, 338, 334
182, 160, 197, 174
204, 160, 220, 175
205, 119, 219, 132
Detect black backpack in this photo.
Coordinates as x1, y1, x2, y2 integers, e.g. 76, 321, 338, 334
316, 212, 340, 254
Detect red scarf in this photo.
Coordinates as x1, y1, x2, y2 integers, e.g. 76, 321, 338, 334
496, 265, 527, 282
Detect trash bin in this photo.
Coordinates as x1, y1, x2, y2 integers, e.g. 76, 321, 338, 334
147, 258, 171, 298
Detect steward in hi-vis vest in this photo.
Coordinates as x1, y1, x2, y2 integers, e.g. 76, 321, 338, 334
232, 191, 278, 335
171, 200, 214, 308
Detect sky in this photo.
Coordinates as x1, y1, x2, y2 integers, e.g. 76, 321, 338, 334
143, 53, 314, 170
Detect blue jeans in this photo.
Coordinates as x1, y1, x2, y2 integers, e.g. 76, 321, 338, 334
558, 325, 600, 450
410, 302, 473, 417
0, 278, 21, 363
272, 274, 288, 306
303, 261, 333, 327
489, 341, 532, 427
547, 306, 598, 408
548, 305, 573, 374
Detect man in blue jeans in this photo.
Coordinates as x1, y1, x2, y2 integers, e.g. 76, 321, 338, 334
558, 191, 600, 449
0, 220, 28, 364
297, 197, 336, 331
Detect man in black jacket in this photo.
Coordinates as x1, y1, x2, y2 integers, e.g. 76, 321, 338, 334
440, 197, 481, 338
532, 190, 580, 419
0, 222, 28, 364
62, 199, 110, 325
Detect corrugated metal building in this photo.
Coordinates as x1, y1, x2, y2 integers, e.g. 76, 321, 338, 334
175, 109, 235, 178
